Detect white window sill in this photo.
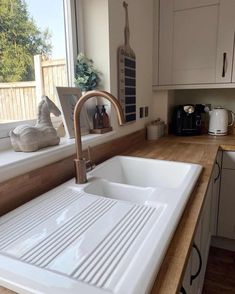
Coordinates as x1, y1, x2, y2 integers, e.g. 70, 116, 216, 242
0, 131, 116, 183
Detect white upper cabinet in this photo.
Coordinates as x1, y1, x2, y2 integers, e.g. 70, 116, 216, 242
216, 0, 235, 83
172, 4, 218, 84
157, 0, 235, 87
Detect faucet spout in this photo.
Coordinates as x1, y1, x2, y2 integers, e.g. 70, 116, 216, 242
74, 90, 125, 184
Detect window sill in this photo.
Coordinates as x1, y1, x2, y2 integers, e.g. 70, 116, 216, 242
0, 131, 116, 183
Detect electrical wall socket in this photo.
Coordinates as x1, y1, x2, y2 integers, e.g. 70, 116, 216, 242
139, 107, 144, 118
145, 106, 149, 117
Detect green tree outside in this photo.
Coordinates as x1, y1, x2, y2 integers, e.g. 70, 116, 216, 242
0, 0, 52, 82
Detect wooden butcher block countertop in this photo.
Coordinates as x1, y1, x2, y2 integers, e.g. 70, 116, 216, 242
2, 134, 235, 294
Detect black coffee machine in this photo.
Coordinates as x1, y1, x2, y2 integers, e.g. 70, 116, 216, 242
172, 104, 205, 136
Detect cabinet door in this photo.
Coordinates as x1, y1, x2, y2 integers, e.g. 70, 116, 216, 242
181, 172, 214, 293
182, 254, 193, 294
216, 0, 235, 83
181, 197, 211, 294
197, 178, 213, 293
190, 218, 202, 294
218, 169, 235, 239
159, 0, 220, 85
181, 222, 201, 294
181, 212, 209, 294
181, 234, 201, 294
211, 151, 222, 235
201, 178, 213, 260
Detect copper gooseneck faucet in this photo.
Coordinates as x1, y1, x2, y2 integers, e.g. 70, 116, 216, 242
73, 90, 126, 184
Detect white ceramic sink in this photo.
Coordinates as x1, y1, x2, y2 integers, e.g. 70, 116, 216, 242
87, 155, 202, 210
89, 156, 198, 189
84, 179, 156, 205
0, 156, 202, 294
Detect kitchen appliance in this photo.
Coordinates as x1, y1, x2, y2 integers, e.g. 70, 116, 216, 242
208, 107, 234, 136
172, 104, 204, 136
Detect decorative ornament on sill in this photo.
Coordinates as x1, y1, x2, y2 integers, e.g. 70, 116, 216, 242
9, 96, 61, 152
90, 104, 112, 134
74, 53, 112, 134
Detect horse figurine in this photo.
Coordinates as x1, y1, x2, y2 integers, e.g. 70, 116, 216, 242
10, 96, 61, 152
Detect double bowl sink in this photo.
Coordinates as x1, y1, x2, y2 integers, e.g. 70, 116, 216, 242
0, 156, 202, 294
86, 155, 201, 206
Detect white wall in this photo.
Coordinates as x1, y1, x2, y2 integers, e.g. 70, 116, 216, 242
108, 0, 154, 136
152, 88, 235, 126
152, 90, 175, 123
174, 89, 235, 112
81, 0, 154, 139
82, 0, 110, 91
84, 0, 235, 135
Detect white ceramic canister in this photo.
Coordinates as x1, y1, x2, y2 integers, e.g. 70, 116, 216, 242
147, 124, 161, 140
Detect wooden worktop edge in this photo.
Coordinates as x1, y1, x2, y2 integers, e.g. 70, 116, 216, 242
151, 167, 215, 293
150, 146, 219, 294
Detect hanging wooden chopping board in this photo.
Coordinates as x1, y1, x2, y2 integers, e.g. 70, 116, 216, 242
118, 1, 136, 123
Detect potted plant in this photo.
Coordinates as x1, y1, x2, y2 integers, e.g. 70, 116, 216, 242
74, 53, 100, 91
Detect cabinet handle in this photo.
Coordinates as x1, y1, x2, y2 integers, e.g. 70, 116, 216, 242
180, 286, 187, 294
222, 52, 227, 77
214, 161, 221, 183
190, 243, 202, 285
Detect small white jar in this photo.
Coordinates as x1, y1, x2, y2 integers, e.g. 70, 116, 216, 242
147, 124, 161, 140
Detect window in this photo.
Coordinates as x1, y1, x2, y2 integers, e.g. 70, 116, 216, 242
0, 0, 80, 139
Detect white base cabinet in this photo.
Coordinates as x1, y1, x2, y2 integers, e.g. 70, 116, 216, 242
181, 180, 212, 294
218, 152, 235, 239
211, 151, 222, 236
180, 148, 235, 292
181, 217, 203, 293
181, 152, 222, 294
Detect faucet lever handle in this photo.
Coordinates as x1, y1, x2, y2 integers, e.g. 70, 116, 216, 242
86, 146, 96, 171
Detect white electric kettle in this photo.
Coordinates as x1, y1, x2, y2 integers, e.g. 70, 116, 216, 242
208, 107, 234, 136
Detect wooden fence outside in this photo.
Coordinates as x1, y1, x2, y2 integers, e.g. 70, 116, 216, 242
0, 55, 68, 122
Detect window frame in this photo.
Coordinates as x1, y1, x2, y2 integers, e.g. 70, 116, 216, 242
0, 0, 81, 141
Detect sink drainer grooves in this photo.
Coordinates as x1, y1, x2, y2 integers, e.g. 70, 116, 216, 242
0, 188, 83, 250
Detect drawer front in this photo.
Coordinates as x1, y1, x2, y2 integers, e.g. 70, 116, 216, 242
223, 152, 235, 169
